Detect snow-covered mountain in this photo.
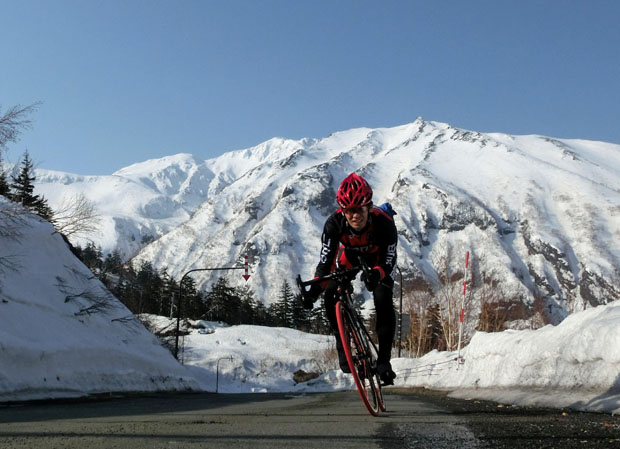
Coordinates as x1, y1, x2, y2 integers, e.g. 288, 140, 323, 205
35, 153, 212, 257
35, 138, 313, 258
35, 119, 620, 323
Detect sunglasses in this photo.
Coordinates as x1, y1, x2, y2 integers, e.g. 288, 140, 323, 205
342, 206, 368, 216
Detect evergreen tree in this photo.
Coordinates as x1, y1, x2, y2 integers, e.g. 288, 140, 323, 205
136, 260, 164, 314
136, 260, 156, 285
0, 103, 40, 196
205, 277, 242, 324
159, 269, 178, 318
180, 275, 204, 319
238, 285, 258, 324
291, 291, 311, 331
10, 151, 53, 220
271, 281, 295, 327
81, 242, 103, 272
309, 301, 331, 335
113, 261, 139, 312
0, 149, 9, 196
103, 250, 123, 275
254, 301, 271, 326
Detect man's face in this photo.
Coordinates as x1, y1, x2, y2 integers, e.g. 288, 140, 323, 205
342, 205, 370, 231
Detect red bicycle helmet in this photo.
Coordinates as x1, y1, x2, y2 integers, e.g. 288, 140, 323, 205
336, 173, 373, 209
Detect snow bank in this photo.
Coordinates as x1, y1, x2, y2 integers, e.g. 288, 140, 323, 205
393, 300, 620, 414
0, 200, 199, 401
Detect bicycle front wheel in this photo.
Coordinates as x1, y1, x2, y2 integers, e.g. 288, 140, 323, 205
336, 301, 383, 416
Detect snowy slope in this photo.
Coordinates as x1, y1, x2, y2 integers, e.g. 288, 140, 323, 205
35, 139, 315, 258
131, 119, 620, 317
35, 153, 213, 257
35, 119, 620, 322
0, 198, 198, 401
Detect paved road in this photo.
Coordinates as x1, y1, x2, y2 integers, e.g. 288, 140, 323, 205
1, 389, 619, 448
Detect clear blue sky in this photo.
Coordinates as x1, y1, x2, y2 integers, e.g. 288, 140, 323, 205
2, 0, 619, 175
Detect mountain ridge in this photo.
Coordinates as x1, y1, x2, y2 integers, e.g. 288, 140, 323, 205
35, 118, 620, 325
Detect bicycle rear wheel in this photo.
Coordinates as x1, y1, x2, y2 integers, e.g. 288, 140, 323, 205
336, 301, 384, 416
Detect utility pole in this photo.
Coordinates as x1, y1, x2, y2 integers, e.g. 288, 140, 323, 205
396, 266, 403, 357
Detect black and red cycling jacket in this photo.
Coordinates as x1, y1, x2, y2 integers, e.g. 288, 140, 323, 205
314, 206, 398, 284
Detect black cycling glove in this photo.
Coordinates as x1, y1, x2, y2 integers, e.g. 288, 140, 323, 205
302, 283, 322, 309
361, 268, 382, 292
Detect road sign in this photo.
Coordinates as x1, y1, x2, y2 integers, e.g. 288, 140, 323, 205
400, 313, 411, 335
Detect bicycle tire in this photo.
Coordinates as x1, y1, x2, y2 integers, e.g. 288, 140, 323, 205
353, 313, 386, 412
352, 315, 387, 413
351, 314, 387, 413
336, 301, 384, 416
357, 317, 387, 413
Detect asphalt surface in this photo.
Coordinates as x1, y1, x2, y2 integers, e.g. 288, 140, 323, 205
0, 388, 619, 448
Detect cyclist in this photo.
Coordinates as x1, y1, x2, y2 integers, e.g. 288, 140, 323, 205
301, 173, 398, 385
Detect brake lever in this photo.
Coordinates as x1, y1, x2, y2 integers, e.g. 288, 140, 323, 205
296, 274, 307, 294
358, 260, 372, 277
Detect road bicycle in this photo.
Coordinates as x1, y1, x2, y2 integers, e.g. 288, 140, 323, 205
297, 263, 386, 416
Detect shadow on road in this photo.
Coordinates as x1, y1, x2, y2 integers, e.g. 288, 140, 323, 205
0, 391, 303, 424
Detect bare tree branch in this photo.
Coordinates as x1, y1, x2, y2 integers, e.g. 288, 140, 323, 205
0, 201, 28, 238
52, 193, 100, 239
0, 103, 41, 149
0, 202, 28, 279
55, 275, 119, 316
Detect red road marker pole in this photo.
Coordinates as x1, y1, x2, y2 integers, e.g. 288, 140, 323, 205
242, 255, 250, 281
456, 251, 469, 367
